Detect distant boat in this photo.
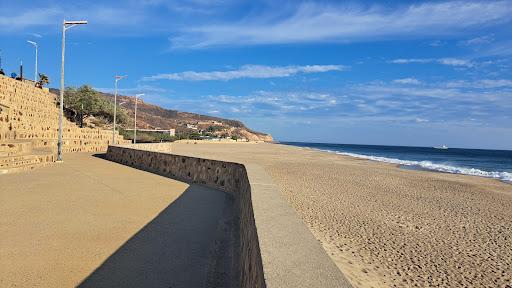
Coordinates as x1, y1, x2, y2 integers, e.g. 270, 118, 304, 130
433, 145, 448, 150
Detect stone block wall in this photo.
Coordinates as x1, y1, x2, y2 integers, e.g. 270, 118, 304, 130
106, 145, 266, 288
0, 75, 129, 153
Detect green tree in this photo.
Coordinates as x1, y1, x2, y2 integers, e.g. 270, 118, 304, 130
189, 132, 202, 140
64, 85, 128, 124
207, 125, 223, 132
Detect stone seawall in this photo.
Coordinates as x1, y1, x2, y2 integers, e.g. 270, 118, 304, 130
106, 145, 266, 288
117, 142, 172, 153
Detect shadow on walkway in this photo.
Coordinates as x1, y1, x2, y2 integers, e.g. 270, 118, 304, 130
92, 153, 107, 159
77, 183, 239, 288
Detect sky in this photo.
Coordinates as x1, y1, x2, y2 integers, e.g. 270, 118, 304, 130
0, 0, 511, 149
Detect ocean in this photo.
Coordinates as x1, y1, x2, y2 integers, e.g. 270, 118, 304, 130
281, 142, 512, 183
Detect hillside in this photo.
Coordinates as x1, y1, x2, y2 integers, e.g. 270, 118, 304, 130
50, 88, 273, 142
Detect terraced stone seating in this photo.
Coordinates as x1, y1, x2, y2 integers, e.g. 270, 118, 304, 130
0, 144, 55, 174
0, 75, 130, 174
0, 140, 32, 157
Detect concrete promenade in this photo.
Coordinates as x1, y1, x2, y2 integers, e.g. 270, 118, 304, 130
0, 153, 236, 288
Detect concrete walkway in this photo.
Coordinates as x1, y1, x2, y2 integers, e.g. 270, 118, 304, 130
0, 153, 236, 288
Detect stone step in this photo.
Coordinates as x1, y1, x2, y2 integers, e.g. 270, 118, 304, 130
0, 140, 32, 157
0, 154, 41, 168
2, 129, 121, 139
0, 96, 56, 110
0, 149, 55, 174
0, 159, 54, 175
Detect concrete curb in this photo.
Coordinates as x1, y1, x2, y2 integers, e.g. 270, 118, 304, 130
247, 164, 352, 288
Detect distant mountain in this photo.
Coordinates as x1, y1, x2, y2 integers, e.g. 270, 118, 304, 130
50, 88, 273, 142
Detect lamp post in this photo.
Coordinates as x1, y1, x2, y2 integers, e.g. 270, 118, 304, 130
58, 20, 87, 162
112, 75, 127, 145
133, 93, 144, 143
27, 40, 38, 82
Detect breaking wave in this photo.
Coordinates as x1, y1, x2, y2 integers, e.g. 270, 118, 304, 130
317, 149, 512, 182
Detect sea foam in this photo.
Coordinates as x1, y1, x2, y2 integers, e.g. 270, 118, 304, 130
317, 149, 512, 182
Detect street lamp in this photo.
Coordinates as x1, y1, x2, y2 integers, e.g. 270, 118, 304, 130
112, 75, 127, 145
133, 93, 144, 143
58, 19, 87, 162
27, 40, 38, 82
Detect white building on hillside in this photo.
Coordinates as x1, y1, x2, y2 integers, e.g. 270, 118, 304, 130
186, 123, 198, 130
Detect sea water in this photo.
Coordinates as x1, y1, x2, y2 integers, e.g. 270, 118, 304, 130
281, 142, 512, 182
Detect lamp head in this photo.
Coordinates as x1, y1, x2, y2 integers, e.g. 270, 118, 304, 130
64, 20, 88, 25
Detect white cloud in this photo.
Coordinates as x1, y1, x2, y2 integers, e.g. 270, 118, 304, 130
392, 78, 422, 85
143, 64, 347, 81
429, 40, 446, 47
478, 40, 512, 57
444, 79, 512, 88
95, 84, 167, 95
0, 4, 148, 33
356, 84, 463, 99
208, 91, 340, 114
170, 0, 512, 48
3, 0, 511, 46
390, 59, 428, 64
140, 0, 233, 14
146, 80, 512, 129
389, 58, 474, 68
0, 8, 61, 29
353, 82, 512, 104
460, 35, 494, 46
438, 58, 473, 67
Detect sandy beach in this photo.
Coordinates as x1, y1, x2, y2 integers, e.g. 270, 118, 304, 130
172, 142, 512, 288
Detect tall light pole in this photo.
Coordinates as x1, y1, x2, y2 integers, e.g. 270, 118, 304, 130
133, 93, 144, 144
27, 40, 38, 82
112, 75, 127, 145
58, 20, 87, 162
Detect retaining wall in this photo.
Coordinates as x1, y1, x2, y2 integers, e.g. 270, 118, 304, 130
106, 145, 266, 288
0, 75, 129, 153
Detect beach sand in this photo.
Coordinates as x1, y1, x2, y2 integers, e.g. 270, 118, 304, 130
172, 142, 512, 288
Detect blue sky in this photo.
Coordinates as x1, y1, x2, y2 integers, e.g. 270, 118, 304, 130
1, 0, 511, 149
